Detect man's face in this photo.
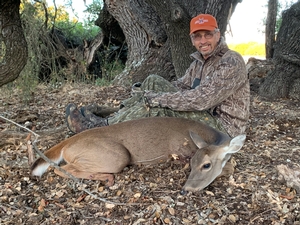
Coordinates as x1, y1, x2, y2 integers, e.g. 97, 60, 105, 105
190, 30, 220, 59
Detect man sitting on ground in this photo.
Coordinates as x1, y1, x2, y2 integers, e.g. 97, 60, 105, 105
66, 14, 250, 137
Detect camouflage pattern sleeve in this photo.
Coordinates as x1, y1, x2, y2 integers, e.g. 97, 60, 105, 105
151, 51, 247, 112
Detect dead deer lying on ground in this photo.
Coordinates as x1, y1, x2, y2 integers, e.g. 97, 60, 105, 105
31, 117, 246, 192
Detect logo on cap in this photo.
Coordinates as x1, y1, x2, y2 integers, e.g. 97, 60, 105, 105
195, 18, 208, 25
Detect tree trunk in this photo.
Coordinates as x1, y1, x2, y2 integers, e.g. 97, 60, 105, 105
0, 0, 27, 87
259, 1, 300, 100
265, 0, 278, 59
104, 0, 174, 86
103, 0, 240, 86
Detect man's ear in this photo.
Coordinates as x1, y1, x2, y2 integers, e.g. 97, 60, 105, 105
190, 36, 195, 46
216, 31, 221, 41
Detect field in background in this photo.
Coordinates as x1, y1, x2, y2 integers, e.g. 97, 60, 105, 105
228, 42, 266, 61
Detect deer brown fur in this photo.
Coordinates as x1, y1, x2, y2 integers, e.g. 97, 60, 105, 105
31, 117, 246, 192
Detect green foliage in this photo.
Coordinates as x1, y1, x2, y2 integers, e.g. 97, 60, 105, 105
102, 60, 125, 81
84, 0, 103, 23
228, 42, 266, 57
95, 58, 125, 87
95, 78, 111, 87
55, 20, 100, 43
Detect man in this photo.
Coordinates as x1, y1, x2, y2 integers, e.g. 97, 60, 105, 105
66, 14, 250, 137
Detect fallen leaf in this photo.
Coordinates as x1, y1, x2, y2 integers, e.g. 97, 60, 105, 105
164, 218, 171, 223
54, 202, 65, 209
134, 192, 141, 198
279, 194, 294, 200
228, 214, 236, 223
168, 207, 175, 216
76, 194, 87, 203
171, 154, 179, 160
38, 199, 46, 212
205, 191, 214, 196
105, 203, 115, 209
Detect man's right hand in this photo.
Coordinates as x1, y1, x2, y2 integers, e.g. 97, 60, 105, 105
144, 91, 161, 108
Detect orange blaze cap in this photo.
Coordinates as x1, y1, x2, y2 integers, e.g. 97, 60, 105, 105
190, 14, 218, 34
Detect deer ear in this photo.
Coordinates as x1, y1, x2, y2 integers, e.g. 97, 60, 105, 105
224, 134, 246, 154
189, 131, 208, 149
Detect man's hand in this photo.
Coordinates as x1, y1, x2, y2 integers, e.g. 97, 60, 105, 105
144, 91, 161, 108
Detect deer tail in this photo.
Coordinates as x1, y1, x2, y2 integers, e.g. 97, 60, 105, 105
31, 141, 66, 177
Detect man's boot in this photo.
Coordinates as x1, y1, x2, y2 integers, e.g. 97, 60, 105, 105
65, 103, 108, 134
81, 103, 118, 120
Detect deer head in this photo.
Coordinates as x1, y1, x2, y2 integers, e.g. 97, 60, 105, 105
182, 131, 246, 192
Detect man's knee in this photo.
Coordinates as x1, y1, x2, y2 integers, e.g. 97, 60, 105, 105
142, 74, 165, 88
144, 74, 163, 82
142, 74, 176, 92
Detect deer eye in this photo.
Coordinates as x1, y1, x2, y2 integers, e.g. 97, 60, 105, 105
203, 163, 211, 170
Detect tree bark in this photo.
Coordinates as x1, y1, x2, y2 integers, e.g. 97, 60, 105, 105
103, 0, 240, 86
265, 0, 278, 59
104, 0, 174, 86
0, 0, 28, 87
259, 1, 300, 100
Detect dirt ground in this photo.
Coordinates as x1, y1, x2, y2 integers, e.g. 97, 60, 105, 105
0, 82, 299, 225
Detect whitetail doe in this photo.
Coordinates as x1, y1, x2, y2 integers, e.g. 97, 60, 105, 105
31, 117, 246, 192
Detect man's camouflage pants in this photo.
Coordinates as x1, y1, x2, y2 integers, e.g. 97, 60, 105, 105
108, 74, 227, 133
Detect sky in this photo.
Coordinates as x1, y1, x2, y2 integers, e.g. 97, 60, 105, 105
225, 0, 268, 44
48, 0, 291, 44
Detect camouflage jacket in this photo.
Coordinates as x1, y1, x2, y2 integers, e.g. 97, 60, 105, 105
147, 37, 250, 137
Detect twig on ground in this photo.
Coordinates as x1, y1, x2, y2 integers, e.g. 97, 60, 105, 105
0, 115, 40, 137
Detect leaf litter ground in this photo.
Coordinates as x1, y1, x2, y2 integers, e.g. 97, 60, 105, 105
0, 83, 299, 224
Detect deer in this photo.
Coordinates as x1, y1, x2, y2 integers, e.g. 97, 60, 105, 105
31, 117, 246, 192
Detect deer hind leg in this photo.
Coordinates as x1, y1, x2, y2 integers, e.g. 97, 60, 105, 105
54, 164, 115, 186
57, 141, 131, 186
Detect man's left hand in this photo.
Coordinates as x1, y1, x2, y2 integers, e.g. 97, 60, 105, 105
144, 91, 161, 108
